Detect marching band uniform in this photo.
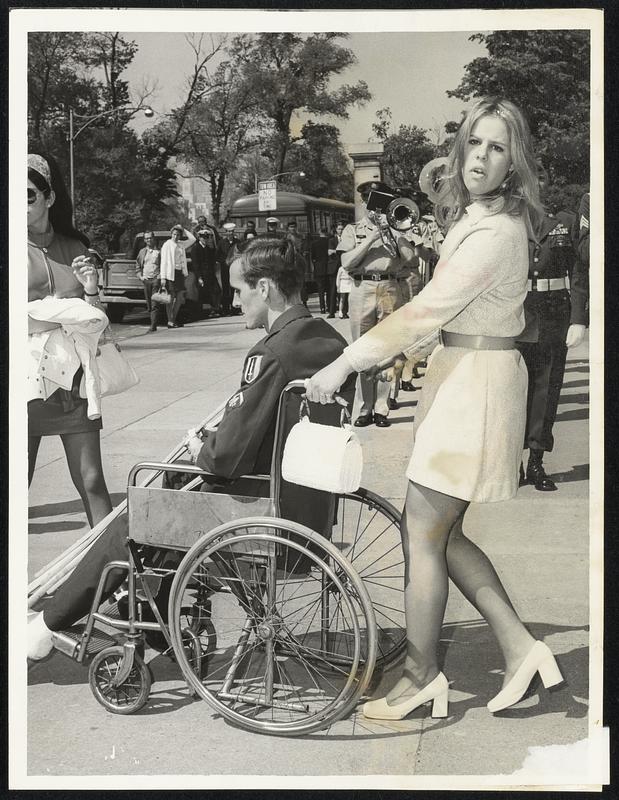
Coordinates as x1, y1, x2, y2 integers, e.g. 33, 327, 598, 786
516, 210, 588, 490
338, 180, 416, 428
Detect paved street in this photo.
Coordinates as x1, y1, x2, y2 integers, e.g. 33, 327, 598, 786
24, 301, 596, 785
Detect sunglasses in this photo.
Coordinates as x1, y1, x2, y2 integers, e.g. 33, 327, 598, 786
28, 188, 38, 205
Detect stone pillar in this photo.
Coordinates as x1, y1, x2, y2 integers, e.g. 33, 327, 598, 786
346, 142, 384, 220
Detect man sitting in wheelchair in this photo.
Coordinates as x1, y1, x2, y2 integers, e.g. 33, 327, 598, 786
28, 237, 356, 660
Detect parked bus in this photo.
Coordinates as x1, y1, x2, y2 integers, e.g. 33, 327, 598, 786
227, 192, 355, 291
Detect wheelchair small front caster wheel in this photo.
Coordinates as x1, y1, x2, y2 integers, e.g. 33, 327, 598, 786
89, 645, 152, 714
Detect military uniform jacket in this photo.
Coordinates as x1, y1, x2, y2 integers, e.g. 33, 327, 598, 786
338, 216, 410, 278
519, 211, 586, 342
196, 304, 355, 480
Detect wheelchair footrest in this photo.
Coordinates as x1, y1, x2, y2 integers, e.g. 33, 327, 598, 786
52, 624, 119, 660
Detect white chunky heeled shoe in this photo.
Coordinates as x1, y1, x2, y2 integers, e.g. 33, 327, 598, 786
487, 640, 563, 713
363, 672, 449, 720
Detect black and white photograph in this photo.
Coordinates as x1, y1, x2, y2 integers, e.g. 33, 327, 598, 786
10, 5, 606, 790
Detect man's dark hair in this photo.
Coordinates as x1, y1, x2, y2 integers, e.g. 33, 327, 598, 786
240, 237, 303, 301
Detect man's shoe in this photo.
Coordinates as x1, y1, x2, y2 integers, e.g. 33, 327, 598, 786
400, 381, 418, 392
374, 413, 391, 428
388, 397, 398, 410
343, 314, 349, 319
327, 314, 335, 318
148, 326, 157, 333
526, 449, 557, 491
354, 413, 374, 427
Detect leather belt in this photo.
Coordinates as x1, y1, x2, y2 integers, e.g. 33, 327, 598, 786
527, 277, 570, 292
439, 330, 516, 351
360, 273, 405, 282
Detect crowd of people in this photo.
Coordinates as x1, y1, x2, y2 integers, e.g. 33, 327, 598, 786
27, 93, 590, 724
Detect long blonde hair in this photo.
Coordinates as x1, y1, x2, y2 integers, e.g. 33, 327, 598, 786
435, 97, 544, 236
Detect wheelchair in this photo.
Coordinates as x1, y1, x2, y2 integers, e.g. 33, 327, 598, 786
50, 382, 406, 736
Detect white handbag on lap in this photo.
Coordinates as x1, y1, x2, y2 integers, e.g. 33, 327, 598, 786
281, 399, 363, 493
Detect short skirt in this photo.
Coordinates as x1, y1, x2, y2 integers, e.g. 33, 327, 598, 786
28, 368, 103, 437
407, 345, 528, 503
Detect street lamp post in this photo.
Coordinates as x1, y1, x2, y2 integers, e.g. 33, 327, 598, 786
67, 105, 154, 221
254, 170, 306, 192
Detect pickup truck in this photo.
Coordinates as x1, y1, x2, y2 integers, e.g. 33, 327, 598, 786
100, 231, 193, 322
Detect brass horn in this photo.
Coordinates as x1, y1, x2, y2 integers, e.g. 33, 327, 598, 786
386, 196, 420, 232
419, 157, 451, 205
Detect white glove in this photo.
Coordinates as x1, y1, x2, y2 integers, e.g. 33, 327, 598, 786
565, 324, 586, 348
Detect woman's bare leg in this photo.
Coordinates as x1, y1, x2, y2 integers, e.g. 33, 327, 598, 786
386, 480, 468, 702
445, 516, 535, 686
60, 431, 112, 527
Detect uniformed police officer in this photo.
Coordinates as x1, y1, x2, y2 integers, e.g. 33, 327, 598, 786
28, 238, 355, 658
338, 180, 416, 427
516, 174, 588, 491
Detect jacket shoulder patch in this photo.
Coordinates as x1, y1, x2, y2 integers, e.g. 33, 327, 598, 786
243, 355, 263, 383
227, 391, 244, 409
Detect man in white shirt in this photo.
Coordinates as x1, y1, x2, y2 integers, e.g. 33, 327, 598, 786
135, 231, 161, 332
160, 224, 196, 328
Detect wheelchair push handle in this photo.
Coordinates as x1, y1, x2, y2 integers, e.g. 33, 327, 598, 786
282, 379, 351, 427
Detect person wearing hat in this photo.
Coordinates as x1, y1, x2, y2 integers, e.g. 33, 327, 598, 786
337, 180, 417, 427
515, 167, 588, 490
160, 224, 196, 328
190, 227, 220, 317
263, 217, 282, 238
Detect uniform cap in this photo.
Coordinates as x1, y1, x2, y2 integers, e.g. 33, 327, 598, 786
357, 180, 393, 197
266, 217, 279, 224
223, 222, 236, 230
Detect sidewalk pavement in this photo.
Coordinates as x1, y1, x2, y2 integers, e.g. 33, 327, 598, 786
24, 304, 594, 785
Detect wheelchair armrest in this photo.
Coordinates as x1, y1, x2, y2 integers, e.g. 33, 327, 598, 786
127, 461, 270, 489
127, 461, 221, 487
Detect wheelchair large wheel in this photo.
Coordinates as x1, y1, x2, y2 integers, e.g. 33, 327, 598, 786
89, 645, 151, 715
168, 517, 376, 736
333, 488, 406, 667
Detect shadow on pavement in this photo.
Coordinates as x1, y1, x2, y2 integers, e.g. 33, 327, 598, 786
304, 619, 589, 741
28, 494, 125, 519
555, 408, 589, 422
552, 463, 589, 483
558, 392, 589, 406
562, 379, 590, 390
28, 520, 85, 535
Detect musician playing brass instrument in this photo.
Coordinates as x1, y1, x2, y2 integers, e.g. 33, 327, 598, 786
337, 180, 420, 427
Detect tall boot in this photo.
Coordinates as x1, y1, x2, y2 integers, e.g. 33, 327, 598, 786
526, 449, 557, 492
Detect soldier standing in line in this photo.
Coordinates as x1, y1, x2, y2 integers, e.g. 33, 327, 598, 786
337, 180, 416, 428
516, 170, 588, 490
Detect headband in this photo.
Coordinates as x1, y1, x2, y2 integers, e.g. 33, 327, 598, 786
28, 153, 52, 187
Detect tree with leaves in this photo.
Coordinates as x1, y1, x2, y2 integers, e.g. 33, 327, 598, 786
165, 58, 267, 225
285, 121, 353, 201
28, 31, 177, 252
371, 108, 439, 213
447, 30, 590, 211
228, 33, 371, 176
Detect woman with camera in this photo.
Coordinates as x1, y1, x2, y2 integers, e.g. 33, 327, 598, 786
306, 97, 564, 718
28, 152, 112, 528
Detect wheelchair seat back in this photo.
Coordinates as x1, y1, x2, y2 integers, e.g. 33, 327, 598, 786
128, 485, 273, 551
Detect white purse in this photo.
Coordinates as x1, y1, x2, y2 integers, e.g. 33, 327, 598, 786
281, 399, 363, 493
80, 328, 139, 398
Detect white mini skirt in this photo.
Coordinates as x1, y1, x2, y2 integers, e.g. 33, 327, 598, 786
407, 344, 528, 503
